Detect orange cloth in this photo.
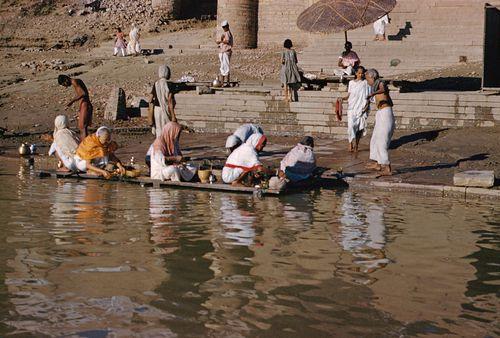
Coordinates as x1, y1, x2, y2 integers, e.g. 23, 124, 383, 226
76, 134, 107, 160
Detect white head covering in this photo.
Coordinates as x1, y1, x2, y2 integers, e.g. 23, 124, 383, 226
158, 65, 171, 80
225, 135, 241, 149
53, 115, 78, 159
221, 20, 229, 27
246, 133, 266, 150
54, 115, 69, 136
96, 126, 110, 137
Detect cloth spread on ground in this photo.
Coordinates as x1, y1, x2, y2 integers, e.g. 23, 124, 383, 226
280, 143, 316, 182
369, 107, 395, 165
347, 79, 371, 143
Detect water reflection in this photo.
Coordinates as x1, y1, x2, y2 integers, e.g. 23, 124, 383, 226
0, 161, 498, 337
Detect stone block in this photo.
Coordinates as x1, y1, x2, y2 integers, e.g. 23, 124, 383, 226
104, 87, 127, 120
196, 86, 215, 95
453, 170, 495, 188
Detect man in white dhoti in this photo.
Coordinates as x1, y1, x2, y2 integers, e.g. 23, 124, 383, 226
341, 66, 370, 152
127, 23, 141, 56
149, 65, 177, 138
216, 20, 233, 87
373, 14, 390, 41
365, 69, 395, 176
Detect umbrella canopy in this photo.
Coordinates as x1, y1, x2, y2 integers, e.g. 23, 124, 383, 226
297, 0, 397, 34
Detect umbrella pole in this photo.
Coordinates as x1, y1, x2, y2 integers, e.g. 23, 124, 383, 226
344, 31, 348, 42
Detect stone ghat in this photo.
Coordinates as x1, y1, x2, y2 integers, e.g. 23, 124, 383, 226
174, 86, 500, 136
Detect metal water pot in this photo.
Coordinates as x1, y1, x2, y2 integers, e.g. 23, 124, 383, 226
18, 143, 30, 156
212, 78, 222, 88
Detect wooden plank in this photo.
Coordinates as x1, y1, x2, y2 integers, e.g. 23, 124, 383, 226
36, 171, 348, 196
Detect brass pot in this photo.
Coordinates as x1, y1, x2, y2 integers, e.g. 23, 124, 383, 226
198, 169, 211, 183
18, 143, 30, 156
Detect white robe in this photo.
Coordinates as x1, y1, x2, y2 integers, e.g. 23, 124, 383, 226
150, 148, 196, 182
347, 80, 370, 143
127, 27, 141, 54
222, 135, 263, 184
369, 107, 395, 165
373, 15, 389, 35
219, 52, 231, 77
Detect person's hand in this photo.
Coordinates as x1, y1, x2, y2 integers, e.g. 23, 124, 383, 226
101, 170, 112, 179
175, 155, 183, 163
172, 117, 178, 123
117, 163, 126, 175
278, 170, 286, 179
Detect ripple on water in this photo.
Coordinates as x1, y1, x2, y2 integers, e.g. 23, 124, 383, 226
0, 161, 498, 337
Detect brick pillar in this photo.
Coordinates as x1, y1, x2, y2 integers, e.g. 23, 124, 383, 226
217, 0, 259, 49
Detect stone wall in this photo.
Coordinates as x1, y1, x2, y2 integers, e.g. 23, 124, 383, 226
174, 88, 500, 136
257, 0, 314, 46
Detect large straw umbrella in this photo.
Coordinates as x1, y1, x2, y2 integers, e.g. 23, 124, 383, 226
297, 0, 397, 41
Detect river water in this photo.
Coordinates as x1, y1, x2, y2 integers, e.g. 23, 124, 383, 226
0, 160, 498, 337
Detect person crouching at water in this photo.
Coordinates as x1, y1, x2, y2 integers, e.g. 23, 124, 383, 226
342, 66, 370, 153
149, 65, 177, 138
365, 69, 395, 176
74, 126, 126, 179
225, 123, 264, 154
222, 133, 272, 186
58, 74, 93, 140
278, 136, 316, 182
149, 122, 197, 182
48, 115, 80, 172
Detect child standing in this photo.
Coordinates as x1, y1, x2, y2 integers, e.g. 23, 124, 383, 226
280, 39, 301, 102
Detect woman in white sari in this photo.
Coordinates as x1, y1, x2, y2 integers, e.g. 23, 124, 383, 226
149, 65, 177, 138
222, 133, 269, 186
48, 115, 79, 171
342, 66, 370, 153
149, 122, 196, 182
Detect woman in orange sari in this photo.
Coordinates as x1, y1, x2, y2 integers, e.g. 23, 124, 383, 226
74, 126, 126, 179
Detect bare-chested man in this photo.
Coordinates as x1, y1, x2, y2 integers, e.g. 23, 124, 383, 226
58, 74, 93, 139
365, 69, 395, 176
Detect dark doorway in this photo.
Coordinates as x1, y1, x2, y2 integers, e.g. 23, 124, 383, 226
179, 0, 217, 19
483, 4, 500, 90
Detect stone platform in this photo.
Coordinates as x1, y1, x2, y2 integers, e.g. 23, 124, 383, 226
175, 85, 500, 136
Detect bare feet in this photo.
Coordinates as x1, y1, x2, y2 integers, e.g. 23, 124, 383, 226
377, 165, 393, 177
365, 162, 380, 170
349, 143, 354, 153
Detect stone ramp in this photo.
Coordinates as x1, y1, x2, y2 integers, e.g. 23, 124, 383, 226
299, 0, 494, 76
